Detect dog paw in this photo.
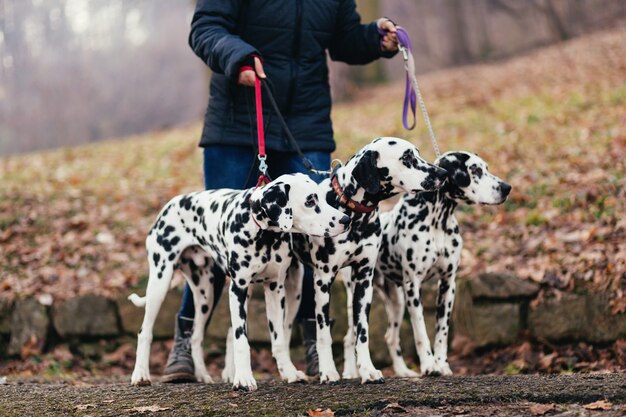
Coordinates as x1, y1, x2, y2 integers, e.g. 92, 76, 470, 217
435, 361, 452, 376
342, 367, 359, 380
196, 371, 214, 384
420, 358, 439, 377
422, 369, 441, 377
280, 366, 308, 383
232, 372, 257, 392
359, 366, 384, 384
289, 370, 308, 383
221, 367, 234, 383
131, 368, 151, 386
394, 367, 419, 378
319, 369, 341, 384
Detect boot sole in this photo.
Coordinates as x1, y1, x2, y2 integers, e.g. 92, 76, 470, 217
161, 372, 197, 383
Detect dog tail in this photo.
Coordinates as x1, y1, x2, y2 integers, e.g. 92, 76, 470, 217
128, 293, 146, 308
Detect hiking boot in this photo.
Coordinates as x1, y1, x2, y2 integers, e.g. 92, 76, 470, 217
300, 318, 335, 377
162, 316, 196, 383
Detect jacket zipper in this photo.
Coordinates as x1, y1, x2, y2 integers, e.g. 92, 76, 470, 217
285, 0, 302, 119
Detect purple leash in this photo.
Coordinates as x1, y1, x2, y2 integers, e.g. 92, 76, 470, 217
379, 25, 442, 157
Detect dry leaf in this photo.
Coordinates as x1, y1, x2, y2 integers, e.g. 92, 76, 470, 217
307, 408, 335, 417
582, 400, 612, 410
74, 404, 96, 411
128, 405, 171, 413
529, 403, 555, 415
383, 402, 407, 414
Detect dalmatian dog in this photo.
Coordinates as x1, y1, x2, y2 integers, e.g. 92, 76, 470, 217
288, 137, 448, 385
129, 173, 349, 389
343, 151, 511, 378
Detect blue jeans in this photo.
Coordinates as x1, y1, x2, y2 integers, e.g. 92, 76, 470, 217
178, 145, 330, 320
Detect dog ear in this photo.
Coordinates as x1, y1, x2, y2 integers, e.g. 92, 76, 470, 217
353, 150, 381, 195
439, 154, 471, 188
252, 183, 293, 232
271, 183, 293, 232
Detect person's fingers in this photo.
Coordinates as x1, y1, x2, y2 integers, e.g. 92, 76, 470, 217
381, 38, 398, 52
381, 20, 397, 33
254, 57, 266, 79
238, 70, 256, 86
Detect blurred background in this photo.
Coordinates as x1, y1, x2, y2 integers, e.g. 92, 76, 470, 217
0, 0, 625, 381
1, 0, 624, 154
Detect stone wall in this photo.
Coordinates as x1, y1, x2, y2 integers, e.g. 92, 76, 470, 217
1, 273, 625, 366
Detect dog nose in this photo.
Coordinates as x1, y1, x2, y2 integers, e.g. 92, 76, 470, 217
499, 182, 512, 196
339, 215, 351, 226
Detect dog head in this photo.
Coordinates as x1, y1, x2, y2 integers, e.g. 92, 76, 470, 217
250, 173, 349, 237
350, 137, 447, 198
437, 151, 511, 204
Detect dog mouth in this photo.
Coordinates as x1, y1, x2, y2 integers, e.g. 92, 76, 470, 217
419, 177, 440, 191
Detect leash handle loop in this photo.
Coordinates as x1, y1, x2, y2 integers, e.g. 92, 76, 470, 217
254, 75, 266, 159
379, 25, 442, 158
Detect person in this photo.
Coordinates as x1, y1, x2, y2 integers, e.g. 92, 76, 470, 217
162, 0, 399, 383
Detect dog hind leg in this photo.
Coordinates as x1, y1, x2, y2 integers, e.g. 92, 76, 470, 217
403, 271, 437, 376
131, 255, 173, 385
379, 281, 418, 378
179, 254, 215, 383
283, 262, 304, 348
264, 278, 307, 383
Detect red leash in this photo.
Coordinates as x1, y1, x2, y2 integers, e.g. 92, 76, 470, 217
242, 62, 270, 187
254, 75, 270, 186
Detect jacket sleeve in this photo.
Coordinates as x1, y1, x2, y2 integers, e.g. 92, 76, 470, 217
328, 0, 397, 65
188, 0, 259, 78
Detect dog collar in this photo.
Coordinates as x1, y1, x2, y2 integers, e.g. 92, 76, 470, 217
331, 175, 377, 214
250, 211, 262, 229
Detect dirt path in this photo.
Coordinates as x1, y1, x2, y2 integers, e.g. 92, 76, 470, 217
1, 374, 625, 416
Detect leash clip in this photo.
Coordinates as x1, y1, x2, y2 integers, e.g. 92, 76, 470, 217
258, 155, 268, 175
399, 45, 409, 62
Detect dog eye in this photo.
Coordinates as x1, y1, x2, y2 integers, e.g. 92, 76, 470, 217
470, 166, 483, 178
305, 195, 316, 208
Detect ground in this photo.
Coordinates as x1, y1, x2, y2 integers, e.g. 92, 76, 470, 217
1, 374, 625, 416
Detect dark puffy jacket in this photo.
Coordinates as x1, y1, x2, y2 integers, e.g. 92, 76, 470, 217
189, 0, 395, 153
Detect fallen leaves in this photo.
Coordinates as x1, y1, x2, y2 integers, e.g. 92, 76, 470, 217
382, 402, 407, 414
449, 339, 626, 375
127, 405, 171, 413
307, 408, 334, 417
74, 404, 96, 411
582, 400, 613, 410
529, 403, 556, 416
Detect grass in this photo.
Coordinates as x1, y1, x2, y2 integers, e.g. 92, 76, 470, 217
0, 26, 624, 301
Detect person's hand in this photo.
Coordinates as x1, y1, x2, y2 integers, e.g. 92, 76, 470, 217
377, 18, 399, 52
238, 56, 266, 86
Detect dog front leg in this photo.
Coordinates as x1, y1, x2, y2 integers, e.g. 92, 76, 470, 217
314, 272, 340, 384
432, 272, 456, 376
264, 280, 307, 383
351, 267, 384, 384
228, 277, 257, 391
222, 327, 235, 383
403, 272, 437, 376
340, 267, 358, 379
